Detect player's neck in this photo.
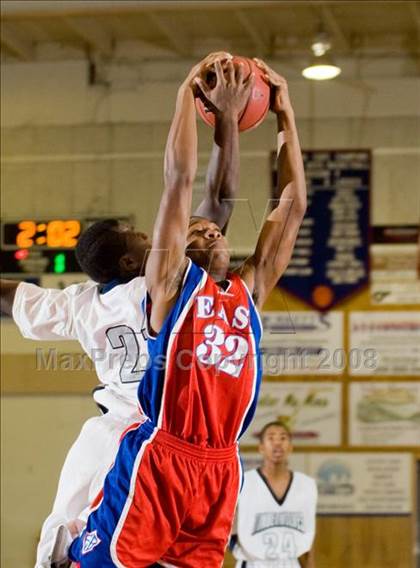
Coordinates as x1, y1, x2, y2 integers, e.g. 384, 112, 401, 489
210, 268, 228, 282
261, 461, 290, 480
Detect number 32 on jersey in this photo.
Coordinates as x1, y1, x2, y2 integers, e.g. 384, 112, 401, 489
195, 296, 251, 379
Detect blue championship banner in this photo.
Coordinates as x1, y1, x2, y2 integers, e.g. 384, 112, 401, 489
271, 149, 370, 309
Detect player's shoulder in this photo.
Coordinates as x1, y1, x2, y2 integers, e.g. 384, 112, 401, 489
18, 278, 97, 299
119, 276, 147, 304
65, 280, 97, 296
121, 276, 146, 294
101, 276, 146, 298
243, 468, 261, 484
293, 471, 318, 494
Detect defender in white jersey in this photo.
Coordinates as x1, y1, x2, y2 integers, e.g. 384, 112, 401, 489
232, 422, 317, 568
0, 50, 240, 568
12, 275, 148, 565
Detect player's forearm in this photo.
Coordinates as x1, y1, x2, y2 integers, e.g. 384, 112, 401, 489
147, 85, 197, 295
194, 113, 239, 230
0, 279, 19, 316
245, 110, 306, 307
274, 108, 306, 217
164, 85, 198, 193
156, 85, 197, 247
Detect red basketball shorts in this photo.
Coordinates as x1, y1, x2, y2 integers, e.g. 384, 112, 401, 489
71, 422, 241, 567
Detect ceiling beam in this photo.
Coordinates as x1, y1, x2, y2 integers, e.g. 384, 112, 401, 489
408, 2, 420, 73
63, 16, 113, 55
318, 4, 350, 52
235, 9, 268, 56
409, 2, 420, 36
0, 22, 35, 60
147, 12, 189, 56
1, 2, 298, 19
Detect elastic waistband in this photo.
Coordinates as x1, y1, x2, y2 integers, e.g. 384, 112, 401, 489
143, 422, 238, 462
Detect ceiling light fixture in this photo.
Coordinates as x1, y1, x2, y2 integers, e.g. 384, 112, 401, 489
302, 31, 341, 81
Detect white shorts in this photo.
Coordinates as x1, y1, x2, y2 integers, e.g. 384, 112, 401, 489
35, 411, 137, 568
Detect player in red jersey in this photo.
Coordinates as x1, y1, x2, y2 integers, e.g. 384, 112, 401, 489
63, 55, 306, 568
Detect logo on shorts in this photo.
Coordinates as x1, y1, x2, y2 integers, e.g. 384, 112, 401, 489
82, 530, 101, 555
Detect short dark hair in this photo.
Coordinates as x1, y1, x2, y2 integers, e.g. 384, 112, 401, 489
259, 421, 292, 443
75, 219, 127, 283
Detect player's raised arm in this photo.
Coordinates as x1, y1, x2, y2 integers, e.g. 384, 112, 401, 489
0, 278, 83, 339
146, 54, 227, 332
193, 57, 241, 233
236, 61, 306, 309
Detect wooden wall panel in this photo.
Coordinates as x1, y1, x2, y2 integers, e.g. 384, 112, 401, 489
223, 515, 414, 567
1, 354, 97, 394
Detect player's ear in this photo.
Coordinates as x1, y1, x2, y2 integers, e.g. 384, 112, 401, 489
119, 253, 140, 276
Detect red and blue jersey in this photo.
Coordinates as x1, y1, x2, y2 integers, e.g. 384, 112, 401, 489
69, 260, 262, 566
138, 260, 263, 448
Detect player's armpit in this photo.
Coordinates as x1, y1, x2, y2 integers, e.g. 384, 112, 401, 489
146, 256, 189, 335
235, 197, 305, 309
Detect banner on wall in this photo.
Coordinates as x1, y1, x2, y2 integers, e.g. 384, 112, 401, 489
240, 451, 413, 515
271, 150, 370, 310
240, 381, 342, 446
349, 382, 420, 446
308, 452, 412, 514
370, 225, 420, 305
349, 311, 420, 376
260, 311, 344, 375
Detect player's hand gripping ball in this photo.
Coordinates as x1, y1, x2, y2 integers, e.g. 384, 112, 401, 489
195, 56, 270, 132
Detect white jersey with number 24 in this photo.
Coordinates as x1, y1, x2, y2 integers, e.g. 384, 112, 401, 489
233, 469, 317, 568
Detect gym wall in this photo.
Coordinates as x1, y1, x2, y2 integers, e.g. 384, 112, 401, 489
1, 55, 419, 567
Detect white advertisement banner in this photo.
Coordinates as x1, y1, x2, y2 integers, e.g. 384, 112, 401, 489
349, 382, 420, 446
370, 238, 420, 305
240, 382, 342, 447
260, 311, 344, 375
308, 453, 412, 514
349, 311, 420, 376
371, 281, 420, 305
240, 451, 413, 515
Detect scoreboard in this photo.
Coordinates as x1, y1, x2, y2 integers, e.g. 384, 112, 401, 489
0, 217, 132, 276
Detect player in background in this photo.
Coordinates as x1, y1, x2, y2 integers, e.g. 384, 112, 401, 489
0, 51, 237, 568
231, 421, 317, 568
63, 56, 307, 567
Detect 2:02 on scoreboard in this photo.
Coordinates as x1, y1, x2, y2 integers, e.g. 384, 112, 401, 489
2, 220, 81, 249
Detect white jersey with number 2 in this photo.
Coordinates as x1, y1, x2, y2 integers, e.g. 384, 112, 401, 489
12, 277, 148, 568
13, 278, 147, 417
233, 469, 317, 568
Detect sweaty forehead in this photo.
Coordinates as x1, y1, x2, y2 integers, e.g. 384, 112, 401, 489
188, 217, 220, 232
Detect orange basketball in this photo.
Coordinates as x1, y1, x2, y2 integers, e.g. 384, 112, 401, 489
195, 56, 270, 132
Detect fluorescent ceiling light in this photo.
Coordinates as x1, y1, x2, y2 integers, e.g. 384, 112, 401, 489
302, 62, 342, 80
302, 30, 342, 81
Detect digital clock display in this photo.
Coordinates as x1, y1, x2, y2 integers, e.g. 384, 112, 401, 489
2, 220, 81, 249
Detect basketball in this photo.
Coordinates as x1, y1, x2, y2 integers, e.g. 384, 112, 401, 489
195, 56, 270, 132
